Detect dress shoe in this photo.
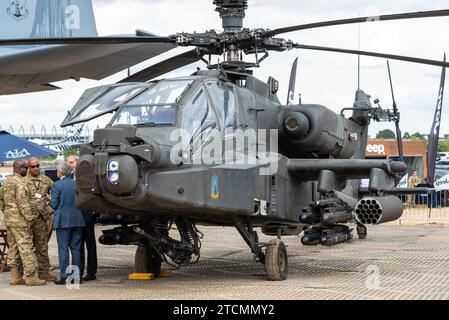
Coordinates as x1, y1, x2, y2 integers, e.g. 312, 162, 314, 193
54, 279, 67, 285
82, 274, 97, 282
54, 278, 83, 285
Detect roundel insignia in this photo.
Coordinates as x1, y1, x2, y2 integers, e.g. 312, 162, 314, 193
211, 176, 220, 200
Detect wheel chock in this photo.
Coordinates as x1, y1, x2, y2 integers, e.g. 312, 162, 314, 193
128, 273, 155, 281
159, 269, 173, 277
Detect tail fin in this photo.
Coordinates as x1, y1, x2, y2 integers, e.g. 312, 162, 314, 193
0, 0, 97, 39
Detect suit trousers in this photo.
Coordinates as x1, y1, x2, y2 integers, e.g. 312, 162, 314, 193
80, 222, 98, 276
56, 227, 83, 280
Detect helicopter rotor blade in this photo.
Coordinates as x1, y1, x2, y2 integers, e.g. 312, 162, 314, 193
0, 36, 175, 46
119, 49, 203, 83
292, 44, 449, 68
387, 61, 404, 162
262, 9, 449, 38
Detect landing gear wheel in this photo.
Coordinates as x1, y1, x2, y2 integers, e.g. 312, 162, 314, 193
265, 239, 288, 281
135, 245, 162, 276
357, 224, 367, 240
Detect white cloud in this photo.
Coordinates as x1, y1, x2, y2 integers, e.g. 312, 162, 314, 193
1, 0, 449, 138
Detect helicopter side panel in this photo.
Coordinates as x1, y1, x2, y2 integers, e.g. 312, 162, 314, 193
145, 164, 260, 216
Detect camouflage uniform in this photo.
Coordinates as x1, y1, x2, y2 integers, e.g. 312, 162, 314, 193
3, 174, 39, 276
407, 175, 422, 208
26, 174, 53, 274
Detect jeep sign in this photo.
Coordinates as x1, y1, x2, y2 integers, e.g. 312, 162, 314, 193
366, 144, 386, 155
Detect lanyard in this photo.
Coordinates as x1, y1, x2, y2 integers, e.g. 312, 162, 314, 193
33, 179, 41, 193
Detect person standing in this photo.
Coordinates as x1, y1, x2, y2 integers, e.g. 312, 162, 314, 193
407, 170, 422, 208
3, 160, 46, 286
25, 157, 57, 282
50, 162, 86, 285
66, 155, 98, 281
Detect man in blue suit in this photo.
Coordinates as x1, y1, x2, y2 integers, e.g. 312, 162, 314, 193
49, 162, 86, 285
67, 155, 98, 282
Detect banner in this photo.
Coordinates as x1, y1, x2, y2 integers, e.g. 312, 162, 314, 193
435, 174, 449, 191
427, 53, 446, 183
287, 58, 298, 105
397, 174, 409, 188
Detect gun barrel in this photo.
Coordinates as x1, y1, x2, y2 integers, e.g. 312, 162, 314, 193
288, 159, 407, 180
359, 187, 432, 195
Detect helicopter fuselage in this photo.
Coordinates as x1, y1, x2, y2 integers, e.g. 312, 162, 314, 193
70, 70, 409, 275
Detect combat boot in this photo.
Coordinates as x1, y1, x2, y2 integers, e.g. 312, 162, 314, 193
39, 272, 57, 282
10, 268, 25, 286
25, 275, 47, 286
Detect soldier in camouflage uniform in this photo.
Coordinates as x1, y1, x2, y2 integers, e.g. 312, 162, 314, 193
3, 160, 46, 286
26, 158, 56, 282
407, 170, 422, 208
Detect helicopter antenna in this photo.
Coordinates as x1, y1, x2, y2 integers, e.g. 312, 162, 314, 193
357, 14, 361, 90
287, 57, 299, 105
387, 60, 404, 162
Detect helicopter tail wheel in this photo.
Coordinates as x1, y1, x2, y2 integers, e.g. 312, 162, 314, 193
135, 245, 162, 276
265, 239, 288, 281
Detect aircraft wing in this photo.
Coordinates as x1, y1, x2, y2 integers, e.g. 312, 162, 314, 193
0, 42, 176, 95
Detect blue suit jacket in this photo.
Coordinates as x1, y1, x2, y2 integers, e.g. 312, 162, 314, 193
49, 177, 86, 230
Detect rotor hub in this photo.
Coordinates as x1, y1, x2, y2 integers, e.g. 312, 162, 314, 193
214, 0, 248, 32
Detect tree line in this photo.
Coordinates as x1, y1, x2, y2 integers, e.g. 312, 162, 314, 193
375, 129, 449, 152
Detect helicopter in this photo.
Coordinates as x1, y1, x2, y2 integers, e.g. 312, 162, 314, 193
1, 0, 448, 281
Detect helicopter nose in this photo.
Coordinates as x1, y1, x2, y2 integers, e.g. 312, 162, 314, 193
77, 154, 139, 195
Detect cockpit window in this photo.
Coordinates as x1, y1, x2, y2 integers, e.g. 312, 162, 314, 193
205, 81, 236, 135
112, 104, 177, 127
125, 80, 192, 106
110, 80, 193, 127
61, 83, 143, 127
182, 88, 217, 151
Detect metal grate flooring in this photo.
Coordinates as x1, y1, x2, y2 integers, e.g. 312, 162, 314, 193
1, 225, 449, 300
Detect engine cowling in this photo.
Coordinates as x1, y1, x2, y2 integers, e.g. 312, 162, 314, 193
279, 104, 362, 159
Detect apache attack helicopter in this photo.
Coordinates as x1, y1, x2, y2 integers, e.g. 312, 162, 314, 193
1, 0, 448, 281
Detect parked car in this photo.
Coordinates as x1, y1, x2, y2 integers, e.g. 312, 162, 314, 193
436, 160, 449, 170
435, 169, 449, 181
438, 152, 449, 161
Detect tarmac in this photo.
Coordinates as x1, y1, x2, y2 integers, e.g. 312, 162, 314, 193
1, 224, 449, 300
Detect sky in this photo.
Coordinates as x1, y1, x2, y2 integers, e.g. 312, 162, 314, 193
1, 0, 449, 138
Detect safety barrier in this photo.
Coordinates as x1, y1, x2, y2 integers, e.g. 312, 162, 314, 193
397, 191, 449, 223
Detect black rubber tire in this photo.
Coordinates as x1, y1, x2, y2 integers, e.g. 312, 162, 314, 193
265, 239, 288, 281
357, 225, 367, 240
135, 245, 162, 276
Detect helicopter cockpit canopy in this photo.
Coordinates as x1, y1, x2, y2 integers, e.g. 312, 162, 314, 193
61, 83, 143, 127
111, 80, 192, 127
112, 104, 177, 127
61, 79, 193, 128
